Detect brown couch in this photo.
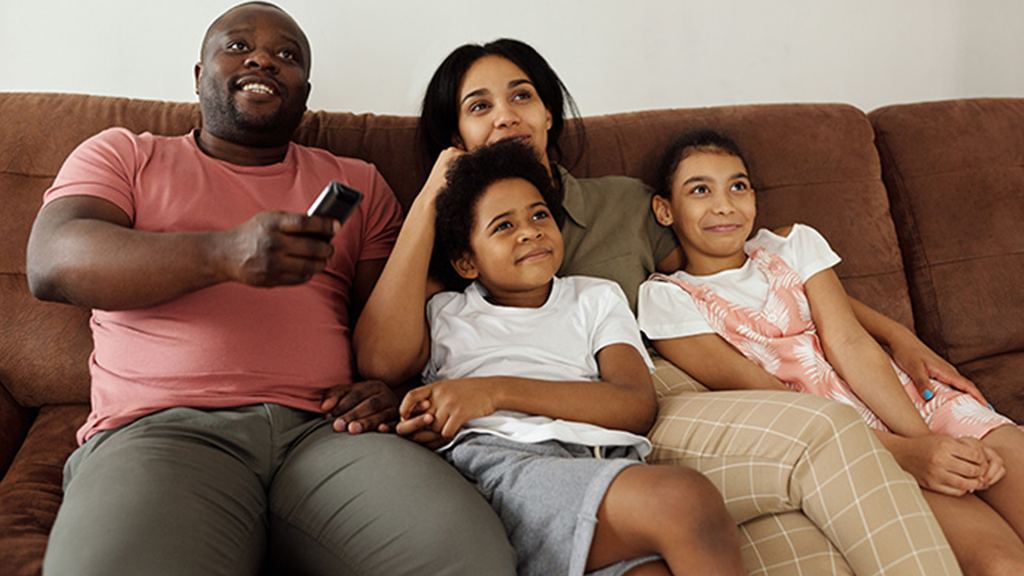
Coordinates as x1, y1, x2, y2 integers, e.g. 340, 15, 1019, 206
1, 92, 1020, 574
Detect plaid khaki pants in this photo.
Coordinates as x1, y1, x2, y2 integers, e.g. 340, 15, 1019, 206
648, 359, 961, 576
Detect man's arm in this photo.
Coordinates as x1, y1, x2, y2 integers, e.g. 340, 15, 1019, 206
27, 195, 336, 310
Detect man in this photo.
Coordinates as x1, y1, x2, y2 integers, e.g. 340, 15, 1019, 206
28, 3, 514, 574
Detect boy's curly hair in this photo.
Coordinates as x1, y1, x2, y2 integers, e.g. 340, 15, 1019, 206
432, 139, 565, 291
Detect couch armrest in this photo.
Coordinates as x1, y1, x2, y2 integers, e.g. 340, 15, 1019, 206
0, 382, 35, 477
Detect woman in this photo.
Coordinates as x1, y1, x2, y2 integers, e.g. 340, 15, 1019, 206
354, 39, 963, 575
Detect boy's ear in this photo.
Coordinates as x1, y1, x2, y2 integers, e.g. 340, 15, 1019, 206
652, 195, 674, 227
452, 253, 479, 280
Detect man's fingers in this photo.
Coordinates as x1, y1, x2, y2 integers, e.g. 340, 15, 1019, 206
336, 405, 398, 434
325, 386, 370, 419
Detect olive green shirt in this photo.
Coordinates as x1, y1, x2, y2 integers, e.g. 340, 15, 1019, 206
556, 167, 678, 311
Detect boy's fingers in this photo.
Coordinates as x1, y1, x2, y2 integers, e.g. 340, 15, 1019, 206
395, 412, 434, 436
399, 387, 430, 419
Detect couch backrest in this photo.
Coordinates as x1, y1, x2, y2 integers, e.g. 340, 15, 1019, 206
0, 92, 910, 407
871, 99, 1024, 418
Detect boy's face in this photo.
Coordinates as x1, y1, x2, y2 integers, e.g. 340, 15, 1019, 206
454, 178, 564, 303
652, 151, 755, 275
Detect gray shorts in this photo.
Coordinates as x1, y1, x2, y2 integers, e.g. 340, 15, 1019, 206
446, 434, 661, 576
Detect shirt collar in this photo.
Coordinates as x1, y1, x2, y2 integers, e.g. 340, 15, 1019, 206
557, 165, 588, 229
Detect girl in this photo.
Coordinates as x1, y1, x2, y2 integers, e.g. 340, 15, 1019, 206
403, 138, 744, 576
639, 128, 1024, 575
352, 38, 961, 575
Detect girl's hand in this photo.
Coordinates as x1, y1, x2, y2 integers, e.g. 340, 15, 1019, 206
400, 378, 497, 439
889, 332, 988, 406
978, 444, 1007, 489
898, 434, 989, 496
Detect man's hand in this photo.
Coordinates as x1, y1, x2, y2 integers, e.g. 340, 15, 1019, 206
222, 212, 338, 287
888, 333, 989, 406
320, 380, 398, 434
399, 378, 497, 440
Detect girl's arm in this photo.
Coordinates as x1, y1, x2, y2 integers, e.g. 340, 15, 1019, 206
849, 297, 989, 405
804, 268, 930, 437
352, 149, 463, 385
399, 343, 657, 439
652, 334, 790, 392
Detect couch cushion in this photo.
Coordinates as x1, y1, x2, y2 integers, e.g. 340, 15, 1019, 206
0, 404, 87, 576
870, 99, 1024, 421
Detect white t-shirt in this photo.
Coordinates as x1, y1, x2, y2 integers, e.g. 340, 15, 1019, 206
424, 275, 654, 455
638, 224, 841, 340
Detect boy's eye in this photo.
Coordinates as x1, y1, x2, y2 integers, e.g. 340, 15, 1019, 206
493, 221, 513, 233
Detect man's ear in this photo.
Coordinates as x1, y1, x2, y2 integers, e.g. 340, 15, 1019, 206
652, 195, 674, 227
452, 253, 479, 280
194, 63, 203, 96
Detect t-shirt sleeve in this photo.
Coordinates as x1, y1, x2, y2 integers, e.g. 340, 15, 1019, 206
637, 279, 715, 340
769, 224, 842, 281
43, 127, 141, 222
588, 282, 656, 372
356, 165, 403, 262
421, 291, 460, 383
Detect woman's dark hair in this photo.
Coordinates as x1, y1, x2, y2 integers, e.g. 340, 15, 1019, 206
432, 139, 565, 291
419, 38, 585, 171
655, 129, 750, 199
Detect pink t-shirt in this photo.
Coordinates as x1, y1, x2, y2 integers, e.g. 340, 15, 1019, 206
43, 128, 403, 443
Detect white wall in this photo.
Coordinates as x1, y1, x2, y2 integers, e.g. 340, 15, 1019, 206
2, 0, 1021, 116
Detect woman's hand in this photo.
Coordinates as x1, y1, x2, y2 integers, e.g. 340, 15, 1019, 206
418, 147, 466, 205
896, 434, 995, 496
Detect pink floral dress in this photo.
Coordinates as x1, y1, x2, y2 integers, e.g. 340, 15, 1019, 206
650, 247, 1014, 439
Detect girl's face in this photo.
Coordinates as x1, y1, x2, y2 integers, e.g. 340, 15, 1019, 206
456, 56, 553, 170
652, 150, 755, 275
454, 178, 564, 307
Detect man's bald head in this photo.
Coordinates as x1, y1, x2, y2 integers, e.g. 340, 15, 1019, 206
200, 2, 311, 74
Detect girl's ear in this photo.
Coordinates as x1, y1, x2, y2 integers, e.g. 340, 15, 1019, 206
452, 254, 479, 280
652, 195, 674, 227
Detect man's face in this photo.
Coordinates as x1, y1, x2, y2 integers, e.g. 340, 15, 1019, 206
194, 4, 311, 146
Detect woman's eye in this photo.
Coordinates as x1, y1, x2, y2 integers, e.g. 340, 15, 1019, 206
512, 90, 533, 102
468, 101, 490, 114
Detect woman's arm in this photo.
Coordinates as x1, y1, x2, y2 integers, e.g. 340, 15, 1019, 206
399, 343, 657, 439
805, 269, 930, 437
653, 334, 790, 392
353, 148, 463, 385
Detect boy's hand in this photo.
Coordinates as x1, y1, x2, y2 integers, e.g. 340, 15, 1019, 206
320, 380, 398, 434
400, 379, 497, 439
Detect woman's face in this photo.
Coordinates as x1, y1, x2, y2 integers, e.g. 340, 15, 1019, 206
456, 55, 553, 169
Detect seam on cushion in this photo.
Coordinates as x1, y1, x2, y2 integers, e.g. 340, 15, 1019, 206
0, 169, 57, 179
874, 129, 947, 356
919, 250, 1024, 268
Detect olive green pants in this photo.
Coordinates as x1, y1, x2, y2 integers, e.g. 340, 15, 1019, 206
43, 404, 515, 576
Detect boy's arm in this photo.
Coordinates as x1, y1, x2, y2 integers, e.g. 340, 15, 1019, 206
399, 343, 657, 439
652, 334, 790, 392
849, 297, 988, 405
804, 268, 930, 437
353, 149, 462, 385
